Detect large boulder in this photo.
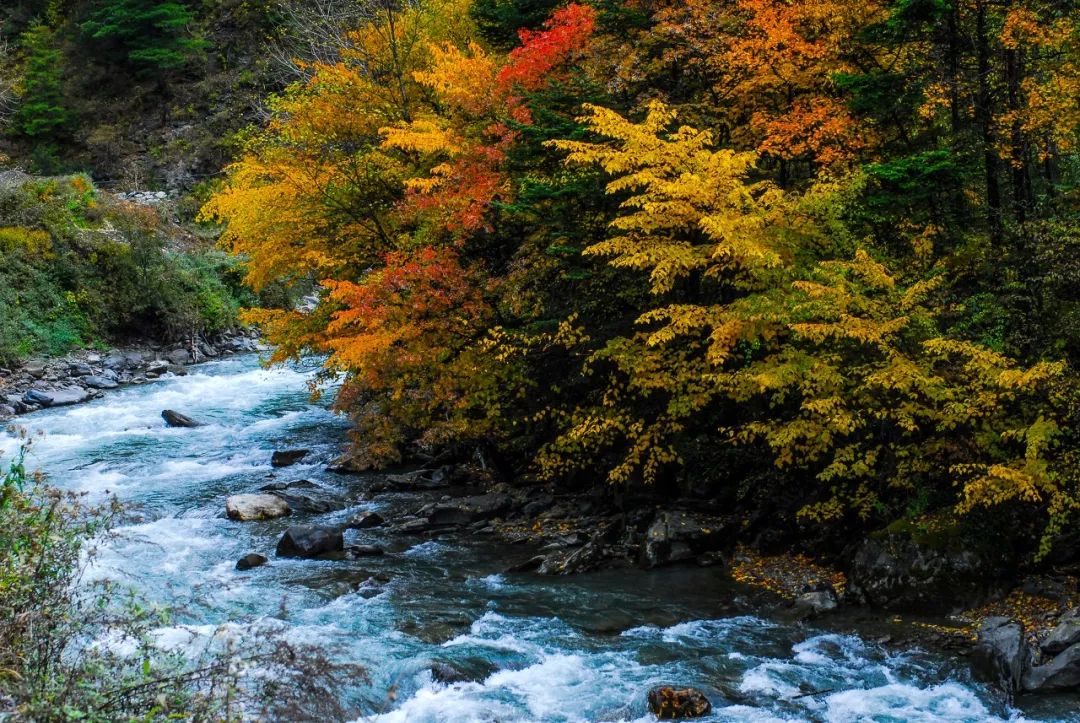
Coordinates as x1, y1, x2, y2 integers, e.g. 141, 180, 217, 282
276, 526, 344, 559
226, 494, 291, 521
642, 511, 733, 568
971, 617, 1027, 696
1023, 643, 1080, 692
646, 686, 712, 719
271, 449, 309, 468
846, 525, 1013, 612
23, 386, 91, 407
162, 410, 203, 428
1041, 609, 1080, 656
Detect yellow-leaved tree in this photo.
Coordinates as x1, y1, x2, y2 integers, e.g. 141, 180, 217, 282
544, 101, 1071, 549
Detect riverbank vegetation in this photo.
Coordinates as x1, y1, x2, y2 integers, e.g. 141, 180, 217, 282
0, 438, 354, 720
199, 0, 1080, 562
0, 172, 253, 364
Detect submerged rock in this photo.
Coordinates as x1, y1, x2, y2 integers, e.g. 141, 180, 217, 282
971, 617, 1027, 696
349, 544, 385, 557
162, 409, 203, 428
276, 525, 344, 558
271, 449, 310, 467
345, 511, 385, 530
429, 659, 496, 685
235, 553, 268, 570
646, 686, 712, 719
226, 494, 291, 521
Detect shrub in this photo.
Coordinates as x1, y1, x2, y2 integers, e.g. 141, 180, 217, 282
0, 437, 360, 721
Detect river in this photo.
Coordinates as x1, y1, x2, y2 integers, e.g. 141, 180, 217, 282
2, 355, 1076, 722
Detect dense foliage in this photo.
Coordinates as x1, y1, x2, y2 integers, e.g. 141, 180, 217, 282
200, 0, 1080, 559
0, 173, 253, 363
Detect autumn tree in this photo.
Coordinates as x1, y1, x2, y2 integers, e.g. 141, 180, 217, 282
544, 102, 1070, 547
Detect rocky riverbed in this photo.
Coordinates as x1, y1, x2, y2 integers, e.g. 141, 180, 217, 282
0, 329, 263, 420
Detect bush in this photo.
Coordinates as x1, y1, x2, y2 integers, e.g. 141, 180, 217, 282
0, 174, 253, 363
0, 436, 360, 721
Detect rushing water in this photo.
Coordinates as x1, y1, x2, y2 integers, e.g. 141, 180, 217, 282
3, 355, 1077, 722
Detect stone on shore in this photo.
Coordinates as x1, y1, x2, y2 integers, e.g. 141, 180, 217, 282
83, 374, 119, 390
1023, 643, 1080, 692
276, 526, 344, 558
642, 510, 733, 568
226, 494, 291, 521
23, 386, 91, 407
846, 529, 1013, 612
971, 617, 1027, 696
1041, 609, 1080, 656
162, 409, 203, 428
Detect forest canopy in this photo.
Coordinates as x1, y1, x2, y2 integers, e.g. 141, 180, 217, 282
197, 0, 1080, 558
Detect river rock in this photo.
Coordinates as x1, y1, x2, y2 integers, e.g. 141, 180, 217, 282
1041, 609, 1080, 656
646, 686, 712, 719
226, 494, 291, 521
271, 449, 309, 467
794, 587, 840, 618
1023, 643, 1080, 692
642, 510, 733, 568
971, 617, 1027, 696
68, 361, 93, 376
23, 386, 91, 407
349, 544, 385, 557
276, 525, 344, 558
23, 361, 46, 378
236, 553, 268, 570
83, 374, 119, 390
846, 530, 1013, 612
102, 352, 127, 370
429, 659, 496, 684
345, 511, 385, 529
418, 493, 513, 528
145, 359, 169, 376
166, 348, 191, 365
268, 483, 346, 514
162, 409, 203, 428
259, 479, 319, 492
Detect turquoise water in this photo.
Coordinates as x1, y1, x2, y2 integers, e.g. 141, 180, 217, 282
3, 355, 1075, 722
